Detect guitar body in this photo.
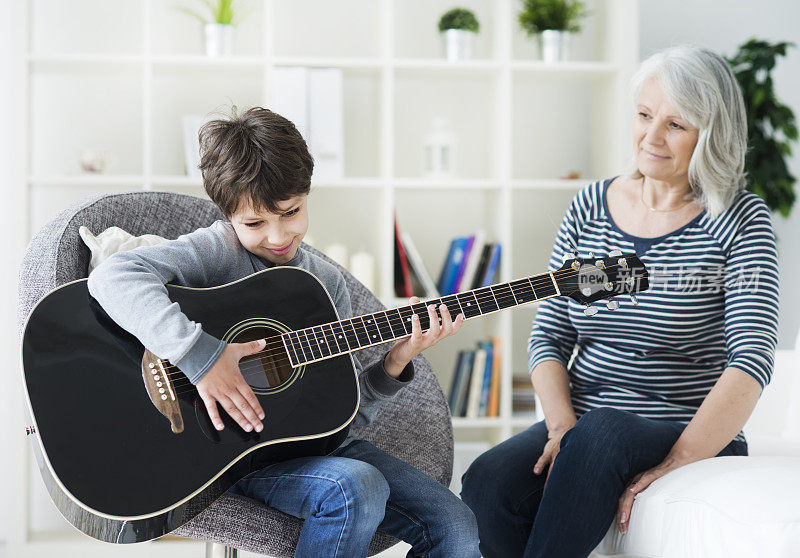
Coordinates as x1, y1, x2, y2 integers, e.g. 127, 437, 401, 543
21, 267, 359, 543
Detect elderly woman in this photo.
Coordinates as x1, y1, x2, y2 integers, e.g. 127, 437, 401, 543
460, 45, 780, 558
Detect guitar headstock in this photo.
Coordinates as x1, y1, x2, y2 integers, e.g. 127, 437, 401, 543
554, 251, 649, 311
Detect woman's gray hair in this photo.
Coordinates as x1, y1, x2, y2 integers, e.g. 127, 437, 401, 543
629, 45, 748, 218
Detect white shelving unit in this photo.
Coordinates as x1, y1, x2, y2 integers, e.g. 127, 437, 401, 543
10, 0, 638, 554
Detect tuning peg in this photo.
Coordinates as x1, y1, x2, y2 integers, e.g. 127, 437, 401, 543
606, 299, 619, 310
583, 305, 598, 317
629, 294, 638, 305
609, 249, 622, 257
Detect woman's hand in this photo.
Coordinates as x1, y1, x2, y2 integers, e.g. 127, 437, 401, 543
533, 424, 574, 486
384, 296, 464, 378
617, 453, 690, 534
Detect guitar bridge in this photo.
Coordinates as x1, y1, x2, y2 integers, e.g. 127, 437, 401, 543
141, 350, 184, 434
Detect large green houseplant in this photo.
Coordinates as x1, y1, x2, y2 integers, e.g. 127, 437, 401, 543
726, 38, 797, 217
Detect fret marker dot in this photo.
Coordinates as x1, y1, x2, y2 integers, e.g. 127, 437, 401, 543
338, 335, 342, 338
467, 302, 471, 306
372, 335, 376, 338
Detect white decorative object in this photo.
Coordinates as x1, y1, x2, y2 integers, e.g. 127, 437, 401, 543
350, 251, 375, 293
540, 30, 570, 63
323, 243, 348, 268
204, 23, 233, 56
442, 29, 475, 61
423, 117, 456, 178
79, 150, 107, 174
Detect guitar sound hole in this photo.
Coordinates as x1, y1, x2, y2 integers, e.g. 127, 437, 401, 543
233, 327, 293, 390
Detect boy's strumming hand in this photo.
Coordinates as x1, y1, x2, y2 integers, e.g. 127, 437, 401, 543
385, 296, 464, 378
196, 339, 267, 432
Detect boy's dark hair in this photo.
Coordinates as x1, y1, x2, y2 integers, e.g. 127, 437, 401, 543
198, 106, 314, 217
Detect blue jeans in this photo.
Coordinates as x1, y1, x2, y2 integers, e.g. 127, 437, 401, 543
230, 439, 480, 558
460, 407, 748, 558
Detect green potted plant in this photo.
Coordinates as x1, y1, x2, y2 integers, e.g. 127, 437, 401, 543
518, 0, 587, 63
438, 7, 480, 61
726, 38, 797, 217
177, 0, 247, 56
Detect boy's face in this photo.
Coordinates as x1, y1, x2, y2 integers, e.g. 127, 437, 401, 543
230, 194, 309, 265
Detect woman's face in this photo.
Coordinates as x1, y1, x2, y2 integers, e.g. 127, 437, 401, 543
633, 77, 699, 185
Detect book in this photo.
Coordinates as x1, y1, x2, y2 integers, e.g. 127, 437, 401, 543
436, 237, 469, 295
181, 114, 207, 177
455, 350, 475, 417
393, 217, 413, 298
401, 231, 439, 298
478, 243, 502, 287
512, 376, 538, 418
487, 336, 502, 417
447, 350, 468, 415
456, 230, 486, 292
451, 235, 475, 294
477, 339, 494, 417
270, 66, 344, 179
270, 67, 309, 140
465, 347, 487, 418
308, 68, 344, 179
470, 243, 494, 290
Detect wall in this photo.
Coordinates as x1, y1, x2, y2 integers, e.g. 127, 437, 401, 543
639, 0, 800, 349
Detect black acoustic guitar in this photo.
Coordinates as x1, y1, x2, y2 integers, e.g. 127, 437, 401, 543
20, 252, 648, 543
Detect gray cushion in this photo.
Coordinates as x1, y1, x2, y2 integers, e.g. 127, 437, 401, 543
18, 190, 454, 556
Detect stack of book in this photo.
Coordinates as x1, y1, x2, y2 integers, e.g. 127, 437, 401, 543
394, 217, 439, 298
447, 337, 502, 418
512, 376, 538, 418
436, 232, 502, 296
393, 221, 502, 299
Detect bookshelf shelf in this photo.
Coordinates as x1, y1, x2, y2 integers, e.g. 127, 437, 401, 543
13, 0, 638, 547
452, 417, 505, 428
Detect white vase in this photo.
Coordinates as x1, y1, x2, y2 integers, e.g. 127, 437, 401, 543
441, 29, 476, 61
423, 117, 457, 177
204, 23, 233, 57
539, 30, 570, 63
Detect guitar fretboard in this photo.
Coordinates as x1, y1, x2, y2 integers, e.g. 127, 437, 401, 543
281, 271, 559, 367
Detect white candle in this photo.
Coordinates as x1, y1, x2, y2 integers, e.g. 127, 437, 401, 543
350, 251, 375, 292
324, 243, 349, 268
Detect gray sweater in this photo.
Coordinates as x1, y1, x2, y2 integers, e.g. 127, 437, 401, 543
87, 220, 413, 435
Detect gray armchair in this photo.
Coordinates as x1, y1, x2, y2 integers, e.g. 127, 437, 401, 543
18, 191, 455, 556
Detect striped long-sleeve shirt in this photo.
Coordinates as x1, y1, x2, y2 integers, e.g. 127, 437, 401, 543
528, 179, 780, 442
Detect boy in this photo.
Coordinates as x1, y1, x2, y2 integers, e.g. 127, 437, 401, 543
87, 107, 480, 557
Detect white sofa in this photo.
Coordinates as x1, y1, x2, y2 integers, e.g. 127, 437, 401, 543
594, 330, 800, 558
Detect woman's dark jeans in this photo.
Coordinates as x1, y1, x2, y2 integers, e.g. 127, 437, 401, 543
460, 407, 747, 558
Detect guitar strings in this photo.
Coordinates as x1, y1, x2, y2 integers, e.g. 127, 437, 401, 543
162, 261, 619, 384
157, 262, 641, 395
164, 261, 638, 394
162, 262, 637, 390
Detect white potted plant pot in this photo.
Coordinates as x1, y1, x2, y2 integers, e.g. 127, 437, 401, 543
539, 30, 569, 63
442, 29, 475, 61
204, 23, 233, 56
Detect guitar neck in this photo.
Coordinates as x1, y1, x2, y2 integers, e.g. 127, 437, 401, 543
281, 271, 561, 367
